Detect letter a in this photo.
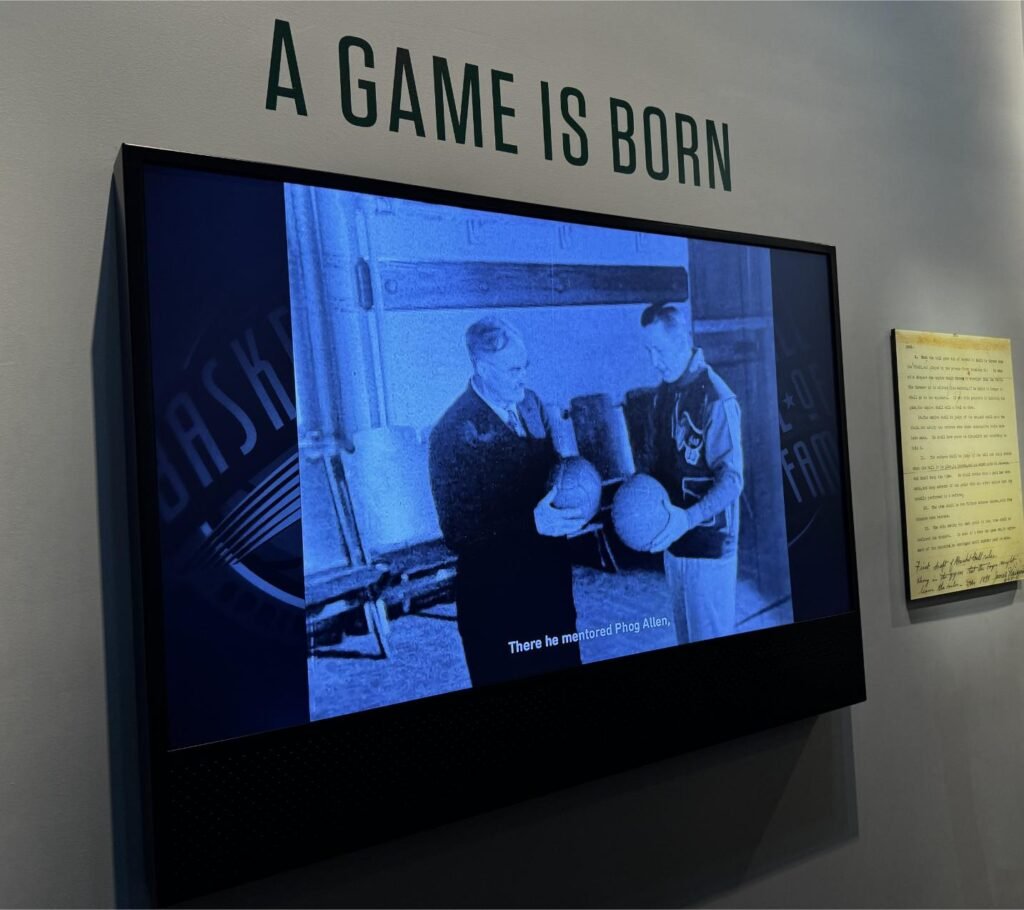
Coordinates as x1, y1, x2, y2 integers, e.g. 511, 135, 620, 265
266, 19, 308, 115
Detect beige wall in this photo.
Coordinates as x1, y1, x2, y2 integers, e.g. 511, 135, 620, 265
2, 2, 1024, 906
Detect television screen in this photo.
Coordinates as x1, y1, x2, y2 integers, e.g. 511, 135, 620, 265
117, 145, 862, 901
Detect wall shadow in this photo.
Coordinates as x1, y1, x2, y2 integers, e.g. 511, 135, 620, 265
907, 582, 1018, 624
92, 180, 152, 908
174, 708, 858, 909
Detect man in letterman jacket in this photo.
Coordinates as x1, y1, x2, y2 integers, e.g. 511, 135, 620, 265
632, 302, 744, 644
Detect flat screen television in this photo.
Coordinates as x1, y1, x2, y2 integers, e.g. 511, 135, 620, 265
114, 144, 864, 904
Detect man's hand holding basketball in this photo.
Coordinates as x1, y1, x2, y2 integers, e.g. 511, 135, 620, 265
534, 487, 588, 537
646, 505, 692, 552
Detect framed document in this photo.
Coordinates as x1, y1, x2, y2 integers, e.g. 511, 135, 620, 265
892, 329, 1024, 599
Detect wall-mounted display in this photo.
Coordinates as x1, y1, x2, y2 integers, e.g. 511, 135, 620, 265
892, 329, 1024, 599
115, 145, 863, 903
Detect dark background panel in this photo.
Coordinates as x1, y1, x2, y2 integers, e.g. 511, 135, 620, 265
771, 249, 853, 623
142, 166, 309, 748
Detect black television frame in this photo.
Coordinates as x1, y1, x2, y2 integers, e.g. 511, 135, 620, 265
114, 143, 864, 905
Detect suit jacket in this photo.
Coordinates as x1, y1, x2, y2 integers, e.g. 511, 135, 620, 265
428, 384, 580, 685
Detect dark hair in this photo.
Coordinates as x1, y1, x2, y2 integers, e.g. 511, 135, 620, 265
640, 302, 690, 332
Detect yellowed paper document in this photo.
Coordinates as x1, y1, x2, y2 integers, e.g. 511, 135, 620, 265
894, 330, 1024, 598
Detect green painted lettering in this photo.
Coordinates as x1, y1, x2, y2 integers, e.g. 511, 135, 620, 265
643, 106, 669, 180
707, 120, 731, 191
675, 113, 700, 186
609, 98, 635, 174
265, 19, 307, 116
540, 81, 554, 161
338, 36, 376, 127
390, 48, 425, 136
560, 87, 588, 167
491, 70, 517, 154
432, 57, 483, 146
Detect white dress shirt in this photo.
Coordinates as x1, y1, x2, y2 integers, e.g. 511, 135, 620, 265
471, 377, 526, 437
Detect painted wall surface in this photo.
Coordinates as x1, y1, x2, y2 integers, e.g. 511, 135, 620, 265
2, 2, 1024, 906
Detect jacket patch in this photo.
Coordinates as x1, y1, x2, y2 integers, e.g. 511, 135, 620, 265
673, 404, 705, 466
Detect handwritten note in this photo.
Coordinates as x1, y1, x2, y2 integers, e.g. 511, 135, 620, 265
893, 330, 1024, 598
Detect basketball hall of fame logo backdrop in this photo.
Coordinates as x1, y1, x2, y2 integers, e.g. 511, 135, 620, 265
769, 249, 852, 616
143, 165, 310, 748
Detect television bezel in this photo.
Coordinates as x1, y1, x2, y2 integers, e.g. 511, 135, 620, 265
114, 143, 864, 905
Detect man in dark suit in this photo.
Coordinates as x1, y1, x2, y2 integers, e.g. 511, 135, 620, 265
428, 317, 586, 687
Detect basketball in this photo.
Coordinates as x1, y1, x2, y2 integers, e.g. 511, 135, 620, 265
611, 473, 672, 551
549, 456, 603, 524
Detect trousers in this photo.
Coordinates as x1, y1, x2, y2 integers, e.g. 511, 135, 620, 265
663, 550, 738, 644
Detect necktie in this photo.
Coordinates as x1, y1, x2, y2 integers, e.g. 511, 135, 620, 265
505, 407, 524, 437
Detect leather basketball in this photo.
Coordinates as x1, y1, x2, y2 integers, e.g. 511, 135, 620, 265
549, 456, 603, 524
611, 473, 672, 551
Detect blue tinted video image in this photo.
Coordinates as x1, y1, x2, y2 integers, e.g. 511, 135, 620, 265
285, 186, 793, 720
